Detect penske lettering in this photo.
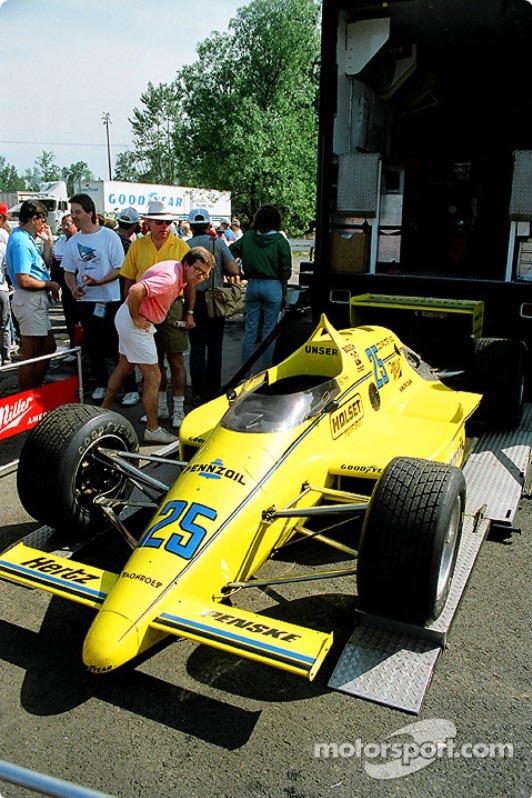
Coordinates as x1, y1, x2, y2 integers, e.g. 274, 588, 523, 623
20, 556, 99, 585
203, 610, 302, 643
121, 571, 163, 589
183, 458, 246, 485
330, 395, 363, 438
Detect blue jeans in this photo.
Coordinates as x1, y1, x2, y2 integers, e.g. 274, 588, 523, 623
241, 279, 282, 371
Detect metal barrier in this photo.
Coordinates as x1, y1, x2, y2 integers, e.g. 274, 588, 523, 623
0, 346, 84, 476
0, 759, 116, 798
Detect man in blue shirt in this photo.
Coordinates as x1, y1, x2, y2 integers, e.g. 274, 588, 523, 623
6, 200, 60, 389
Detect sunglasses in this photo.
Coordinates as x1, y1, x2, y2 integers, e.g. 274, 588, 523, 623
153, 219, 172, 226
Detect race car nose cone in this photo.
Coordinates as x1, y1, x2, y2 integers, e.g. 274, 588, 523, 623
82, 610, 140, 673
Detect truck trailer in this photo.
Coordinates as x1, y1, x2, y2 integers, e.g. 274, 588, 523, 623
75, 180, 231, 223
309, 0, 532, 377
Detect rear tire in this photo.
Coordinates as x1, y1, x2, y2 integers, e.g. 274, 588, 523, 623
467, 337, 527, 428
357, 457, 465, 625
17, 404, 139, 533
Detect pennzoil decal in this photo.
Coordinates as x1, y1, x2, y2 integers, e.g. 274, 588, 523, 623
330, 395, 363, 439
183, 458, 246, 485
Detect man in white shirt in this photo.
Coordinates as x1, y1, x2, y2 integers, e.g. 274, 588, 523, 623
62, 193, 124, 401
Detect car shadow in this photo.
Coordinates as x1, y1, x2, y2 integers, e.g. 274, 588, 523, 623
0, 598, 260, 750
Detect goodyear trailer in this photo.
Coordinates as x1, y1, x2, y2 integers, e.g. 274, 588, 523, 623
309, 0, 532, 377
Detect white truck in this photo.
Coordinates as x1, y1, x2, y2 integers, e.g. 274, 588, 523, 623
7, 181, 69, 234
75, 180, 231, 223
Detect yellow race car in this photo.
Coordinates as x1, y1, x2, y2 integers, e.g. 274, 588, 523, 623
1, 315, 523, 681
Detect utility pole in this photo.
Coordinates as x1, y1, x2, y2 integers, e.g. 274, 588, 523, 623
102, 112, 112, 180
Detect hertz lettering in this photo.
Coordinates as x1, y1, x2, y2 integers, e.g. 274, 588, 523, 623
330, 395, 363, 439
203, 610, 301, 643
121, 571, 163, 589
21, 556, 99, 585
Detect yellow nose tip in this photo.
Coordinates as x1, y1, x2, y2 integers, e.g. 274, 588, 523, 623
82, 611, 139, 673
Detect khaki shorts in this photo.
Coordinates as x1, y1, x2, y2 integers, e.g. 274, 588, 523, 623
11, 289, 51, 336
155, 297, 189, 354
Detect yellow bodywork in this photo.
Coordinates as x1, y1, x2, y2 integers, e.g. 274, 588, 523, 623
0, 315, 481, 680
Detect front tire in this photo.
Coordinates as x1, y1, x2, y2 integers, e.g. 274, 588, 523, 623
357, 457, 465, 625
17, 404, 139, 533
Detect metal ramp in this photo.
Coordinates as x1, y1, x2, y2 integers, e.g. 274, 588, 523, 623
328, 404, 532, 713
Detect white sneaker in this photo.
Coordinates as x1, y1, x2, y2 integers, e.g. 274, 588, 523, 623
143, 426, 178, 444
91, 386, 106, 401
122, 391, 140, 407
172, 408, 186, 429
140, 404, 169, 423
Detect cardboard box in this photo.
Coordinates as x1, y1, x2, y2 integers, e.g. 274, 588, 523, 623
329, 231, 369, 272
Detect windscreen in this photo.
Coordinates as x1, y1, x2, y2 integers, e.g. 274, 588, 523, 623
221, 373, 341, 433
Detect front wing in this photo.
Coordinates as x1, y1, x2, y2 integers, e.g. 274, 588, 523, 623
0, 543, 333, 680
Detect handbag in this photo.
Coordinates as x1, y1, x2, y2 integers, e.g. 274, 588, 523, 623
204, 238, 244, 318
205, 282, 244, 318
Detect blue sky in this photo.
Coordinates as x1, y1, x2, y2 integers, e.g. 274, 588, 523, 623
0, 0, 244, 180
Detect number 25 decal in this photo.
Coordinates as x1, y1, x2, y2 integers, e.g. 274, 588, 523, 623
140, 500, 217, 560
365, 345, 389, 389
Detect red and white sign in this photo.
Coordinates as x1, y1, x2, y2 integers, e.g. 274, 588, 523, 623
0, 377, 79, 441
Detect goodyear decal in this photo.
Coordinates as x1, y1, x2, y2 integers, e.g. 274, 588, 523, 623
340, 463, 384, 476
304, 345, 339, 356
183, 458, 246, 484
330, 394, 363, 439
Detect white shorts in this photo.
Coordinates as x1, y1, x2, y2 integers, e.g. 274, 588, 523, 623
115, 302, 157, 365
11, 289, 51, 336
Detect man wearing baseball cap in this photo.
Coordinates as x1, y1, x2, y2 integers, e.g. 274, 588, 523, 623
0, 203, 12, 234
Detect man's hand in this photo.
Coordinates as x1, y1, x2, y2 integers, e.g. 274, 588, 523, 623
37, 223, 53, 243
132, 314, 152, 332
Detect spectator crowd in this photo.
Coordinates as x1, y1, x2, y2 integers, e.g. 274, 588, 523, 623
1, 195, 293, 444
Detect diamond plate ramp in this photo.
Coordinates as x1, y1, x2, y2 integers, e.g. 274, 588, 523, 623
329, 406, 531, 712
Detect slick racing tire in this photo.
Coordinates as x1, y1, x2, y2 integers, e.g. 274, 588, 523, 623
467, 337, 527, 428
17, 403, 139, 533
357, 457, 465, 626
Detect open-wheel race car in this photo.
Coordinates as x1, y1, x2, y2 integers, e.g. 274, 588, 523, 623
0, 315, 527, 680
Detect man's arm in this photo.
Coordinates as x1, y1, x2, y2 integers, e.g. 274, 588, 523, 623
127, 281, 150, 331
183, 283, 197, 330
16, 272, 60, 298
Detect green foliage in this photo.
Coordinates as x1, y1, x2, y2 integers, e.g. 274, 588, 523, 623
0, 156, 25, 191
61, 161, 94, 196
125, 0, 321, 233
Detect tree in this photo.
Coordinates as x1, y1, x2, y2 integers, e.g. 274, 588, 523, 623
177, 0, 321, 232
0, 156, 24, 191
128, 81, 181, 184
61, 161, 94, 195
126, 0, 321, 232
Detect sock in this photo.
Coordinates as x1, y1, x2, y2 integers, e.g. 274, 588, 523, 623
158, 391, 168, 408
173, 396, 184, 412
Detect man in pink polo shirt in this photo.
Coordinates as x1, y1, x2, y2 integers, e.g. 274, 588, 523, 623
102, 247, 214, 444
